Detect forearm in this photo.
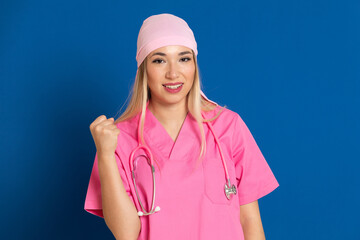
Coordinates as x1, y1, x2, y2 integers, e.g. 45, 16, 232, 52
241, 217, 266, 240
98, 154, 141, 240
240, 200, 266, 240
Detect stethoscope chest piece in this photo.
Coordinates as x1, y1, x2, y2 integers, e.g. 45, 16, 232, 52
224, 180, 237, 200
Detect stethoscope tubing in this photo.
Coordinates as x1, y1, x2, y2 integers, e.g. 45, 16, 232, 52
131, 152, 157, 216
130, 103, 236, 216
201, 112, 231, 184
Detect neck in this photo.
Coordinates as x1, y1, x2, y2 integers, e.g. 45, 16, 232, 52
148, 99, 188, 126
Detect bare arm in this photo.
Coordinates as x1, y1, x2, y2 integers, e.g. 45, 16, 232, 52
240, 200, 266, 240
89, 116, 141, 240
98, 153, 141, 240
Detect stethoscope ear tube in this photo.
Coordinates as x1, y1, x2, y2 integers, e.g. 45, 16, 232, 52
130, 103, 161, 217
132, 151, 160, 216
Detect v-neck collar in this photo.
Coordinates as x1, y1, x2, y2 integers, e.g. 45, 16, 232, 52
149, 107, 188, 143
143, 106, 198, 161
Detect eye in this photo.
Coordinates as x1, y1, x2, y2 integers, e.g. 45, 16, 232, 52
152, 59, 165, 64
181, 57, 191, 62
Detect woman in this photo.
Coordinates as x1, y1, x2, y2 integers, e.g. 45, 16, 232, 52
84, 13, 279, 240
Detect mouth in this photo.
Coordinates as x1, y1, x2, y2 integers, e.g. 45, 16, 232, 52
162, 83, 184, 89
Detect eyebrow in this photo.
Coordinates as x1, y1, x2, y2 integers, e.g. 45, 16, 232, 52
150, 51, 192, 58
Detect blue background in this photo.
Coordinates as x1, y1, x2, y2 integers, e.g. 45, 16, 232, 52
1, 0, 359, 239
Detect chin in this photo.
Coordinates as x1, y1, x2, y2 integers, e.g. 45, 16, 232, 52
157, 95, 187, 105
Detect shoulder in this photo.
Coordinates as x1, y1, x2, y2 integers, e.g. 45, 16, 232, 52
203, 105, 242, 127
113, 114, 141, 159
114, 113, 140, 140
201, 105, 245, 139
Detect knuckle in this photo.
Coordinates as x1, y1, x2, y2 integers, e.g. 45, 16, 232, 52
94, 125, 102, 133
98, 115, 106, 121
90, 122, 96, 131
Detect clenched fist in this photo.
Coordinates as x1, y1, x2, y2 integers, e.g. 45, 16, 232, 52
89, 115, 121, 158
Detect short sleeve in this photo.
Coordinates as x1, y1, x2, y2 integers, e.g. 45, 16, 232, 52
232, 113, 279, 205
84, 151, 134, 218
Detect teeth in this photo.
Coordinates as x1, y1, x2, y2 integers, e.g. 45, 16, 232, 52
164, 83, 183, 89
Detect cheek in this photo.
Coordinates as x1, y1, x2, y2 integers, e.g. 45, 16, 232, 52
147, 68, 163, 86
147, 68, 158, 80
146, 61, 161, 78
184, 66, 195, 82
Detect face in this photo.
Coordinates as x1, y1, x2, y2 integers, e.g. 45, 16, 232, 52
145, 45, 195, 106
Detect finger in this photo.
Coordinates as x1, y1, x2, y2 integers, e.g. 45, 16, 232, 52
108, 124, 118, 130
90, 115, 107, 128
90, 116, 107, 131
100, 118, 116, 127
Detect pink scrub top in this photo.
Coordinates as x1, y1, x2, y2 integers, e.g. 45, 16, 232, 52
84, 105, 279, 240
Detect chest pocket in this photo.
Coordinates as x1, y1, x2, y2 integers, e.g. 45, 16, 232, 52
202, 156, 238, 205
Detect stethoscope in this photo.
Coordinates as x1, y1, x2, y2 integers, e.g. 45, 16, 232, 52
129, 101, 237, 217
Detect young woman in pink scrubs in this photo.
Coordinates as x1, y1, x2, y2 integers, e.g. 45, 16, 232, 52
84, 13, 279, 240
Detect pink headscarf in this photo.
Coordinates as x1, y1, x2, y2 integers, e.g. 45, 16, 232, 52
135, 13, 217, 105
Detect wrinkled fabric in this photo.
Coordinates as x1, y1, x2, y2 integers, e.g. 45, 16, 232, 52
84, 105, 279, 240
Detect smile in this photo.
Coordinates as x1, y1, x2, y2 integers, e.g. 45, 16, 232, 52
162, 83, 183, 89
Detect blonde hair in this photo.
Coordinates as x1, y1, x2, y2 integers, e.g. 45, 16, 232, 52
114, 50, 226, 172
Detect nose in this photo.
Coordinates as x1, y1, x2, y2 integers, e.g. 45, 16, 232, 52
165, 62, 179, 80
